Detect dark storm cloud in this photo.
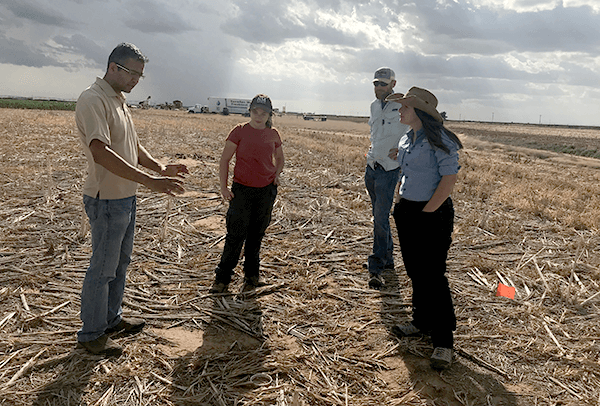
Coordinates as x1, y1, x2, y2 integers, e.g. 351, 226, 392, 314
222, 0, 600, 58
500, 5, 600, 53
220, 2, 307, 44
404, 1, 600, 55
554, 61, 600, 87
52, 34, 108, 67
124, 0, 194, 34
0, 34, 61, 67
349, 47, 546, 83
0, 0, 76, 28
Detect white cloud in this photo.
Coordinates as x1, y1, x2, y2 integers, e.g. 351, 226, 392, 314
1, 0, 600, 125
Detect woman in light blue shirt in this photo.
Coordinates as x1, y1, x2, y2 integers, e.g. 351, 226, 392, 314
385, 87, 463, 370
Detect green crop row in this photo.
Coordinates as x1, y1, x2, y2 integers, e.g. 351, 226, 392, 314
0, 98, 76, 111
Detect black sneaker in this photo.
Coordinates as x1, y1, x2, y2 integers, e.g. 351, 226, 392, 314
363, 263, 395, 271
106, 317, 145, 336
77, 334, 123, 357
430, 347, 453, 369
209, 281, 229, 294
368, 274, 385, 289
391, 322, 422, 338
241, 281, 257, 293
241, 278, 266, 293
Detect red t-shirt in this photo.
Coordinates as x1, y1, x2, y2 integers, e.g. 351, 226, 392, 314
227, 123, 282, 188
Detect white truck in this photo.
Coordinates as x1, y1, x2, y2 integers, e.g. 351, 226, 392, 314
207, 97, 251, 115
188, 104, 209, 113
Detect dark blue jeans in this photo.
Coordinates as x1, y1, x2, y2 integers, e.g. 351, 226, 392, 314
393, 197, 456, 348
365, 164, 400, 274
216, 182, 278, 284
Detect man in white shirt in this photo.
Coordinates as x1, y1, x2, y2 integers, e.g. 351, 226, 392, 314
364, 67, 409, 289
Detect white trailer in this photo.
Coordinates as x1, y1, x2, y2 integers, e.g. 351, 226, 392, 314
207, 97, 251, 115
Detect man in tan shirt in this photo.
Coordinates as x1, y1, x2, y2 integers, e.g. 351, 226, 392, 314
75, 43, 188, 356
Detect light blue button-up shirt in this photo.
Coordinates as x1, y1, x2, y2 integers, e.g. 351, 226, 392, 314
397, 128, 461, 202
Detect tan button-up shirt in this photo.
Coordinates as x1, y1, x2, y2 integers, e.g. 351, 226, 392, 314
76, 78, 139, 200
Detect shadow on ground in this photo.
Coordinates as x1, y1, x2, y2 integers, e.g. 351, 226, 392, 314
31, 350, 101, 406
168, 289, 270, 405
379, 250, 519, 406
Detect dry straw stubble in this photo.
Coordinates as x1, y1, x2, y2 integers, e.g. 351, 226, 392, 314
0, 108, 599, 405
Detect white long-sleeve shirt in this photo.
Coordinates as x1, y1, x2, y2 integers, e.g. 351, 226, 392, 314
366, 99, 409, 171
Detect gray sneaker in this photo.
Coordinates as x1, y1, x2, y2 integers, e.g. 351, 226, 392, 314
368, 274, 385, 289
430, 347, 453, 369
391, 322, 422, 337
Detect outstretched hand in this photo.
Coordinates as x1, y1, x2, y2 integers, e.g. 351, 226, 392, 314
146, 176, 186, 196
388, 148, 399, 160
162, 164, 189, 178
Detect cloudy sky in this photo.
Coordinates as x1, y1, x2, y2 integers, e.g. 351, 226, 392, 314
1, 0, 600, 125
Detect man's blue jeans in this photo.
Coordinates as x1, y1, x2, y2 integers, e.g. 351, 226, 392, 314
365, 164, 399, 275
78, 195, 136, 343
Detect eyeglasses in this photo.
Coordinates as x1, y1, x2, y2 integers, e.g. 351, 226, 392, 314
115, 63, 145, 79
374, 81, 389, 87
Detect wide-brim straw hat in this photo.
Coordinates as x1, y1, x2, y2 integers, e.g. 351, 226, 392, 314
385, 86, 443, 122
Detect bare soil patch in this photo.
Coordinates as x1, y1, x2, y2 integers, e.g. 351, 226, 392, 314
1, 109, 599, 405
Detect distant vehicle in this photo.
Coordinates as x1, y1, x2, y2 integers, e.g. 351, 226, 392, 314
207, 97, 251, 115
303, 114, 327, 121
188, 104, 209, 113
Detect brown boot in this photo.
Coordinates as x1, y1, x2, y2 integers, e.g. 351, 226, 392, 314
77, 334, 122, 356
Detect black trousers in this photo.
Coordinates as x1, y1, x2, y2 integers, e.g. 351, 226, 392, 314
393, 197, 456, 348
216, 182, 277, 284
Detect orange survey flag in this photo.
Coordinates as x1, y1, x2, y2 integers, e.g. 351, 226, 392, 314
496, 283, 516, 300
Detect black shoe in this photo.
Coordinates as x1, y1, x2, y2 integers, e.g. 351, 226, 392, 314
106, 317, 145, 336
363, 262, 395, 271
392, 322, 422, 337
209, 281, 229, 294
368, 274, 385, 289
241, 277, 266, 293
77, 334, 123, 356
241, 281, 257, 292
430, 347, 453, 369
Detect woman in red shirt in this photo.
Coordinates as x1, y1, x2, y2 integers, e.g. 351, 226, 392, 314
209, 94, 285, 294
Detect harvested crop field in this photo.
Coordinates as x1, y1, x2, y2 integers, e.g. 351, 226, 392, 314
1, 108, 600, 405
